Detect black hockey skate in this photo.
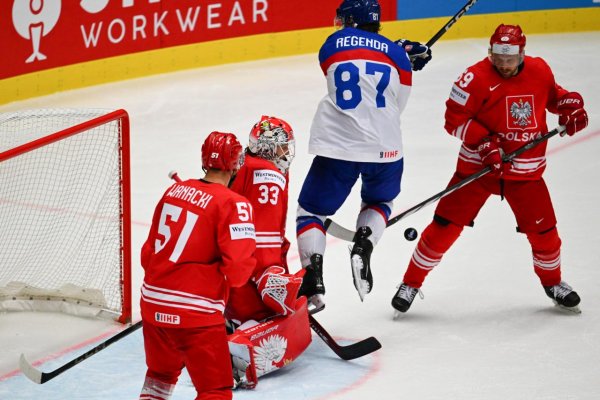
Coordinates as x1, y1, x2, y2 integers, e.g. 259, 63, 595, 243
543, 281, 581, 313
350, 226, 374, 302
298, 254, 325, 314
391, 282, 422, 316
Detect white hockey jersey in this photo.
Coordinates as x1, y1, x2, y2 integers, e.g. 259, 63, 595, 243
309, 27, 413, 163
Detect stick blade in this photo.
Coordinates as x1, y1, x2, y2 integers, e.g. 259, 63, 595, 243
336, 337, 382, 361
324, 218, 355, 242
19, 354, 44, 384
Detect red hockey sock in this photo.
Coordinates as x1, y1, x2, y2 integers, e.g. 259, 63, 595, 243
403, 221, 463, 288
527, 228, 562, 286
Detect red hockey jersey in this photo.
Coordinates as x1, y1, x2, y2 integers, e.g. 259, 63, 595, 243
140, 179, 256, 328
444, 56, 568, 180
230, 154, 289, 275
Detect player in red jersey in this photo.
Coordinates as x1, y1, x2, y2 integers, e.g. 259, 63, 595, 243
139, 131, 256, 400
391, 24, 588, 314
227, 116, 304, 322
225, 116, 311, 389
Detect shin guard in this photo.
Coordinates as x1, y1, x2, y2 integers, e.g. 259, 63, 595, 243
403, 220, 463, 288
526, 227, 562, 286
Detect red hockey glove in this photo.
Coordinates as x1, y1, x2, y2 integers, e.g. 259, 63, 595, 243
557, 92, 588, 136
256, 266, 305, 316
477, 138, 504, 175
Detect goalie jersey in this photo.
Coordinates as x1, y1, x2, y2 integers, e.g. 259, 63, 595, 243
230, 153, 289, 272
310, 27, 413, 163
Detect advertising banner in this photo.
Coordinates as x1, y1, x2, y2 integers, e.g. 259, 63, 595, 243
1, 0, 396, 80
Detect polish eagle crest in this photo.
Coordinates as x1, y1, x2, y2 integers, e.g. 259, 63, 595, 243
253, 334, 288, 375
510, 98, 533, 127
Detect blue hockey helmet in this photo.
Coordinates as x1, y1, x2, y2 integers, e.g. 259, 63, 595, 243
335, 0, 381, 29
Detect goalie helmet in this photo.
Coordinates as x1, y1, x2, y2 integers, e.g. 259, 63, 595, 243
201, 131, 244, 172
490, 24, 526, 55
335, 0, 381, 29
249, 116, 295, 174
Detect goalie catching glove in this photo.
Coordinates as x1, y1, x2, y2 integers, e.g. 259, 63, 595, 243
556, 92, 588, 136
396, 39, 432, 71
256, 266, 304, 316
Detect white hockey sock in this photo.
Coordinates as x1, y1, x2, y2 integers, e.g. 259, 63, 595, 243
356, 201, 392, 245
296, 206, 327, 267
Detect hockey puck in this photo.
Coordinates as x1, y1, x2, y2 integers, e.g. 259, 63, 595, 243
404, 227, 418, 241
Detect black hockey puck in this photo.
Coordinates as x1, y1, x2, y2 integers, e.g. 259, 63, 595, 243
404, 227, 418, 241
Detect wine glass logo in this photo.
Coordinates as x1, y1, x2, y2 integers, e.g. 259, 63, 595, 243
12, 0, 61, 63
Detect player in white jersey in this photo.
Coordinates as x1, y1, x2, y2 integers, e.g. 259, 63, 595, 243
296, 0, 432, 310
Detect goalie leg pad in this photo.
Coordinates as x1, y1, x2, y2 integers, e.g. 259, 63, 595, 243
228, 336, 258, 389
228, 297, 311, 383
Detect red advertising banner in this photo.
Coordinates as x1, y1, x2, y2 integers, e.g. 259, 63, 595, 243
1, 0, 396, 80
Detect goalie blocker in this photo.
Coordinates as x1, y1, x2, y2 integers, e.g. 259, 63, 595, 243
228, 296, 312, 389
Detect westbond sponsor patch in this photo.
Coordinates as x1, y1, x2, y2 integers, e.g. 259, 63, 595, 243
230, 223, 256, 240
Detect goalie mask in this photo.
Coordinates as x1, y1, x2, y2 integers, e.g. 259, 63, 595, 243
248, 116, 295, 174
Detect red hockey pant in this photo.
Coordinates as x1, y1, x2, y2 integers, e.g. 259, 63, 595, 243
142, 322, 232, 400
403, 174, 562, 287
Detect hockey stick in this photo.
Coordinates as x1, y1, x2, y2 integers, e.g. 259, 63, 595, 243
325, 126, 566, 241
403, 0, 479, 66
309, 315, 381, 360
20, 321, 142, 384
425, 0, 480, 47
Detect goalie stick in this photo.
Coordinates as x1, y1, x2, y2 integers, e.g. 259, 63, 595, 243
20, 321, 142, 384
309, 315, 381, 360
325, 126, 566, 242
168, 171, 381, 360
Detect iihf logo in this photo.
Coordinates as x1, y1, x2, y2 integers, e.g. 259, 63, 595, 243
12, 0, 62, 63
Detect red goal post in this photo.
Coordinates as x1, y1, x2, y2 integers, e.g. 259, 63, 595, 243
0, 109, 131, 324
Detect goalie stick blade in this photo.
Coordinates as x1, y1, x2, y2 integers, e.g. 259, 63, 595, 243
309, 315, 381, 360
19, 354, 45, 384
334, 336, 382, 361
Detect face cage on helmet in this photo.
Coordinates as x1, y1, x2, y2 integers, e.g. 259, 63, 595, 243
250, 127, 295, 173
274, 139, 295, 174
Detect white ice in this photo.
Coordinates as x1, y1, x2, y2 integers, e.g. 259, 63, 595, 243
1, 31, 599, 399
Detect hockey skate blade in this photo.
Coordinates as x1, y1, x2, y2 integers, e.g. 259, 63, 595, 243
552, 301, 582, 314
392, 310, 407, 320
307, 294, 326, 315
308, 302, 325, 315
350, 255, 369, 302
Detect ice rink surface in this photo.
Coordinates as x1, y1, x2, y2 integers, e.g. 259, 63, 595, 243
1, 31, 599, 399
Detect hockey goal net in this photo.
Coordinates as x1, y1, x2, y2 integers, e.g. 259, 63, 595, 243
0, 109, 131, 323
